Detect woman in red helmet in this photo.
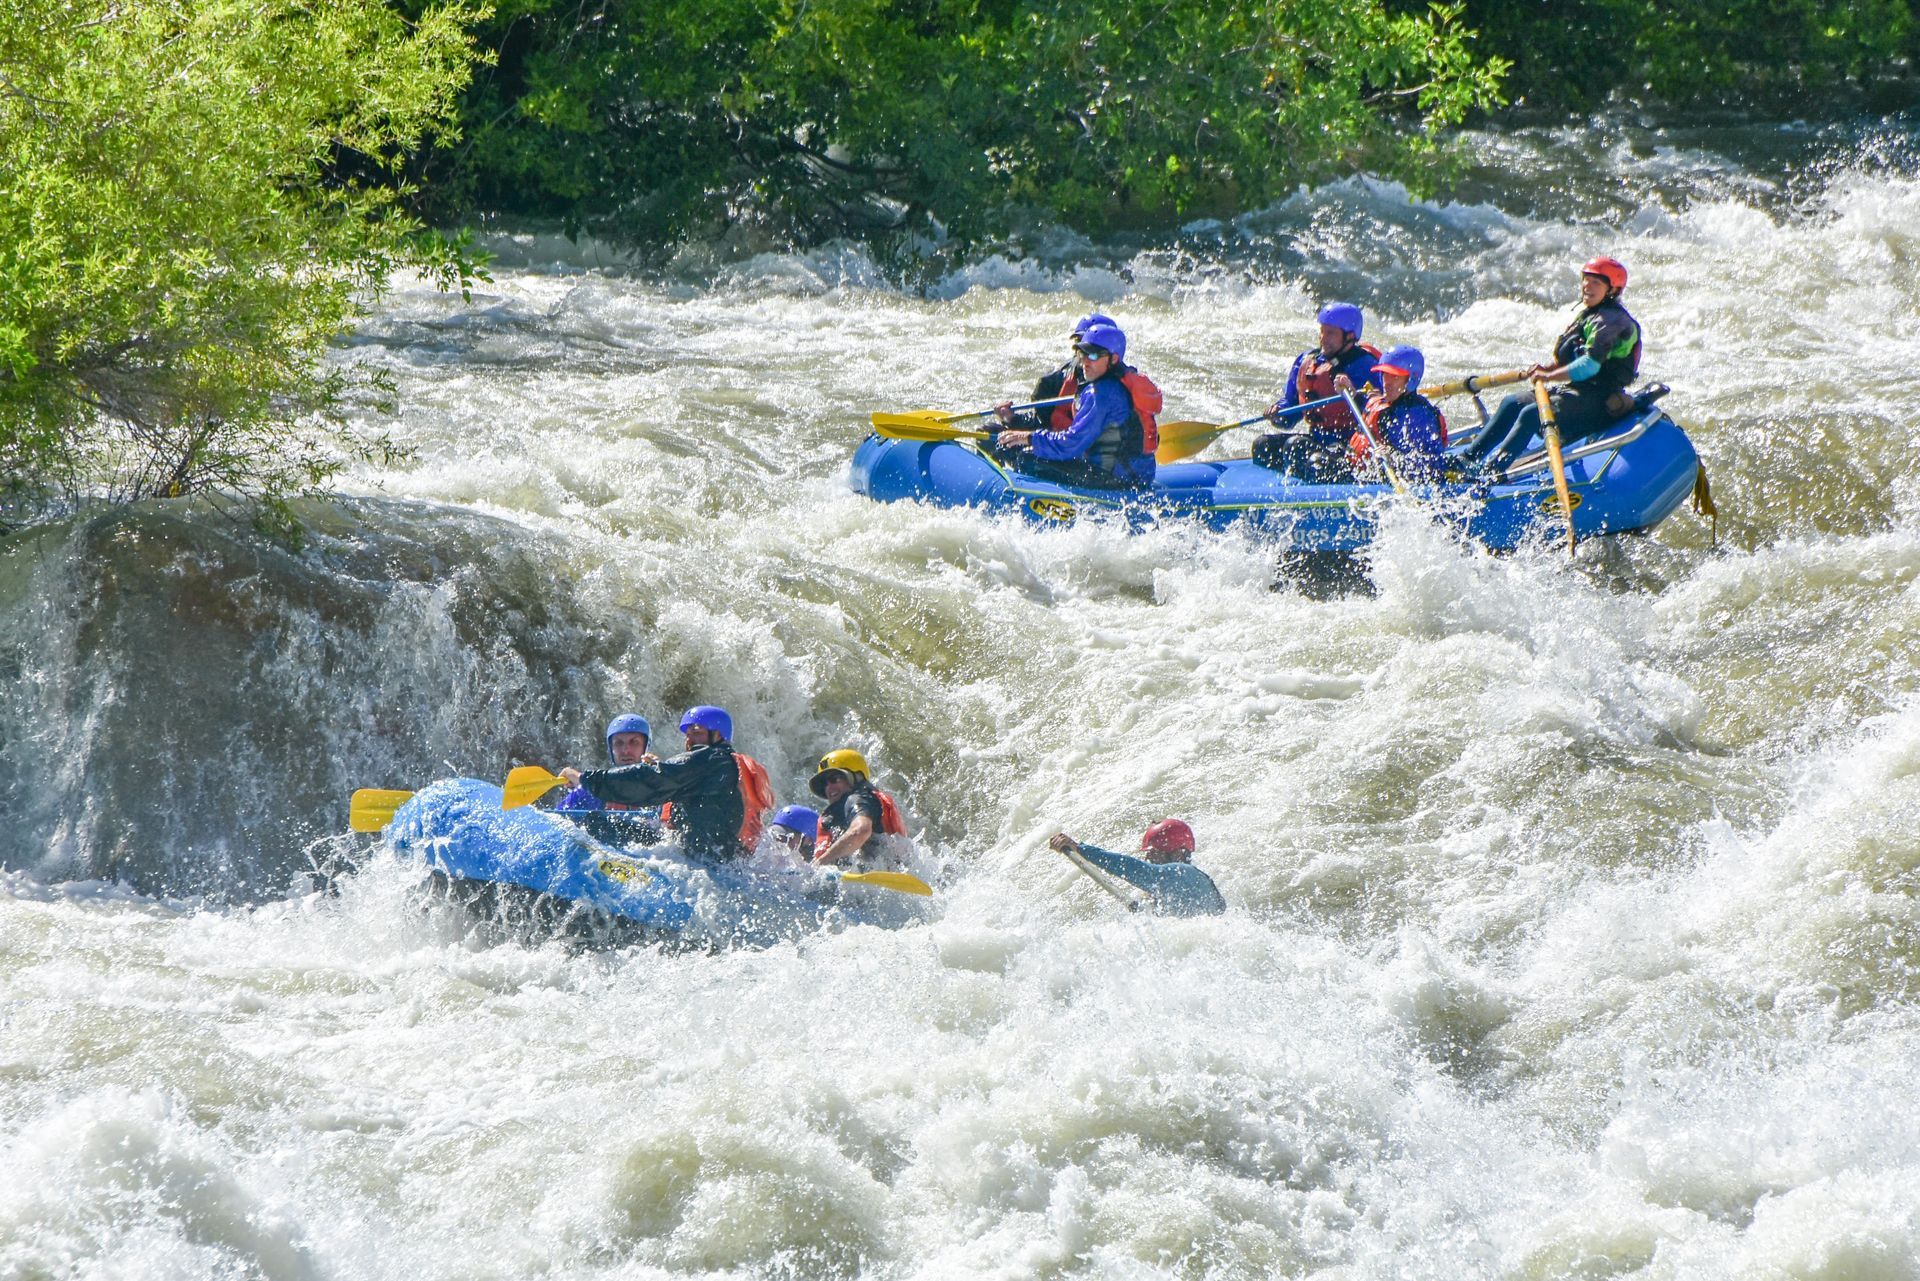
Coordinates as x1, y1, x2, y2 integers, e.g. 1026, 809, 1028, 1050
1046, 818, 1226, 916
1459, 256, 1644, 477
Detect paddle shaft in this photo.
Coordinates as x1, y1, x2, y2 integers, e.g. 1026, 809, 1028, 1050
1060, 845, 1151, 912
1421, 369, 1529, 399
1153, 393, 1347, 463
1341, 388, 1406, 493
1533, 379, 1578, 554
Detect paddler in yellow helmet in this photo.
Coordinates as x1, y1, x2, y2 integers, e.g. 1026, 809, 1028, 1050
808, 748, 910, 866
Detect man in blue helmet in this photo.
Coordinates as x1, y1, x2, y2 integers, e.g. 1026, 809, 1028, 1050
992, 319, 1160, 488
557, 706, 774, 862
559, 713, 653, 811
1018, 312, 1115, 433
1253, 302, 1382, 479
767, 805, 819, 862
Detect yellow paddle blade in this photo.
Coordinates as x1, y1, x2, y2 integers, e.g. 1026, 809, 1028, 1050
1422, 369, 1528, 399
502, 765, 567, 810
836, 869, 934, 897
1155, 420, 1234, 463
349, 788, 413, 833
870, 413, 994, 442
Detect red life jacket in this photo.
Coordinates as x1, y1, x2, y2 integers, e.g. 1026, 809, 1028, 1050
814, 786, 908, 853
1297, 343, 1381, 432
660, 752, 775, 852
1047, 368, 1162, 455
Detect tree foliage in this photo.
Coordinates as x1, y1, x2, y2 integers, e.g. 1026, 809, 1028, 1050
428, 0, 1510, 247
0, 0, 487, 531
1445, 0, 1917, 112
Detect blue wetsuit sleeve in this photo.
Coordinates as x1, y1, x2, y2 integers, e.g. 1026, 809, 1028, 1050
1276, 353, 1307, 412
1565, 354, 1601, 382
1030, 382, 1127, 461
1077, 844, 1227, 915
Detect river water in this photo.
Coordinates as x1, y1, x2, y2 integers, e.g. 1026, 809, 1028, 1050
4, 116, 1919, 1278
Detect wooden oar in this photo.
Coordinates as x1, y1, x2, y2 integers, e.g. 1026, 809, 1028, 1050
1059, 844, 1152, 913
1533, 379, 1578, 554
1421, 369, 1528, 399
1153, 393, 1347, 463
349, 788, 413, 833
870, 395, 1072, 439
502, 764, 569, 810
832, 869, 934, 897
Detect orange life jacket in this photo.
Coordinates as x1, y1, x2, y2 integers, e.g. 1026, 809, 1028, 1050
660, 752, 775, 852
1047, 368, 1163, 455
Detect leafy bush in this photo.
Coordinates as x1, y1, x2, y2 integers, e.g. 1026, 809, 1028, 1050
0, 0, 487, 531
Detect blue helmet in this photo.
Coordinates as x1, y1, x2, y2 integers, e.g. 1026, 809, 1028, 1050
1317, 302, 1364, 340
604, 713, 651, 762
677, 705, 732, 740
1076, 321, 1127, 362
769, 804, 819, 843
1072, 312, 1116, 337
1373, 344, 1425, 387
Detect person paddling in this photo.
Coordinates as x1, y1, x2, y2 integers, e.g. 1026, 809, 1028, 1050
809, 748, 911, 867
1252, 302, 1382, 479
1457, 256, 1644, 476
1351, 345, 1447, 483
558, 705, 774, 862
992, 319, 1161, 489
1047, 819, 1226, 916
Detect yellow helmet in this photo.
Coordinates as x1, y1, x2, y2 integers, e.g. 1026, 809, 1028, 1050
809, 747, 871, 797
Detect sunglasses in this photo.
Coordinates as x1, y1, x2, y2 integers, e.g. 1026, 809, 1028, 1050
1074, 345, 1111, 360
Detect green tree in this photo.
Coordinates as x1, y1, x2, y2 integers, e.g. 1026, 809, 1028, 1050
0, 0, 488, 531
425, 0, 1508, 248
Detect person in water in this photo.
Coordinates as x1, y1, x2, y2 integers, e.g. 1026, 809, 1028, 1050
1252, 302, 1382, 479
809, 748, 911, 867
559, 713, 653, 810
1350, 345, 1447, 483
558, 705, 774, 862
767, 804, 819, 861
1457, 256, 1643, 476
992, 319, 1161, 488
1047, 819, 1226, 916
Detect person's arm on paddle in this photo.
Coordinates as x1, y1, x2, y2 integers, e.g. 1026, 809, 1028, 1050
815, 812, 874, 866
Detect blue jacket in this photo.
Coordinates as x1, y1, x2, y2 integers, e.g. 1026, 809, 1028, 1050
1364, 392, 1447, 482
1075, 844, 1226, 916
1029, 377, 1155, 484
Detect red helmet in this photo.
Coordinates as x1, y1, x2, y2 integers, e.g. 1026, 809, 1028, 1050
1581, 256, 1628, 291
1140, 818, 1195, 856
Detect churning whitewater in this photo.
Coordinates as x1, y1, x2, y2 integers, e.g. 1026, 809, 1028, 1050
3, 119, 1919, 1279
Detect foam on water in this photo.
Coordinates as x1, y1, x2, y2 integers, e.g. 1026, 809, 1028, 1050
7, 121, 1920, 1278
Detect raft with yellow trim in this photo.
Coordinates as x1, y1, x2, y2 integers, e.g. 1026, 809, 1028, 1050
850, 389, 1699, 551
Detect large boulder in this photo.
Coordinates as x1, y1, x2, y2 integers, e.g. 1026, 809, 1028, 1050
0, 498, 643, 899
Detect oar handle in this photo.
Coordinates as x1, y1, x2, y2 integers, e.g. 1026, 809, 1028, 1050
1421, 369, 1529, 399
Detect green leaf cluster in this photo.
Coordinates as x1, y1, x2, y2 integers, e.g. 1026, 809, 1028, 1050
0, 0, 488, 531
428, 0, 1509, 246
1446, 0, 1917, 112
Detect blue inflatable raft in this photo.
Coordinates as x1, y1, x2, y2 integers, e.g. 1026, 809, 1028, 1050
384, 779, 923, 946
851, 390, 1701, 551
